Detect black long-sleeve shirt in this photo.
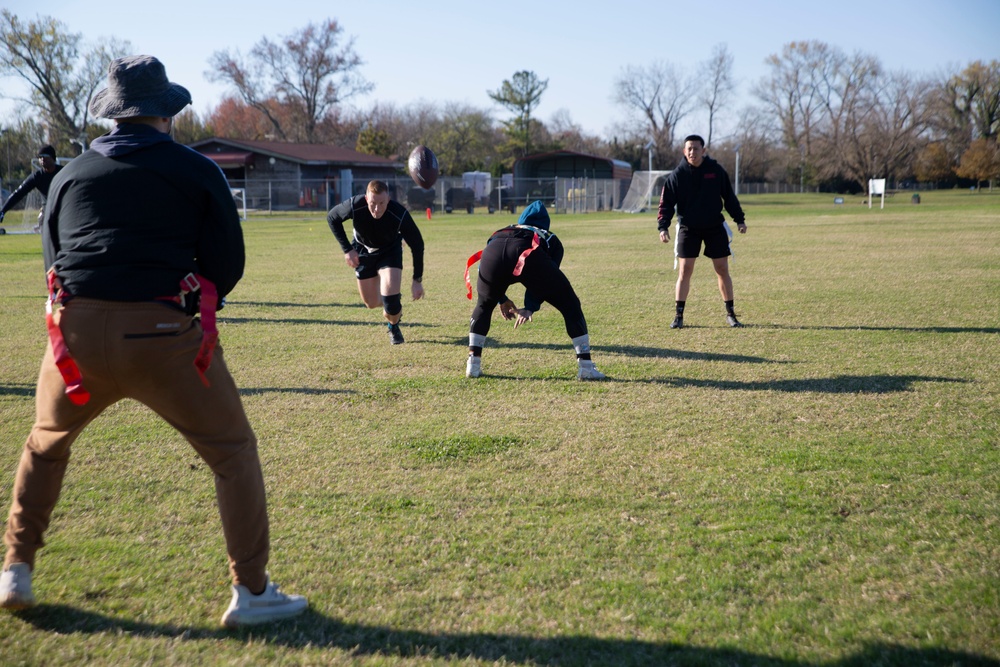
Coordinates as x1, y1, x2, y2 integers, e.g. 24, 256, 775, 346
43, 123, 244, 301
487, 224, 564, 313
326, 194, 425, 281
656, 156, 745, 232
1, 165, 63, 214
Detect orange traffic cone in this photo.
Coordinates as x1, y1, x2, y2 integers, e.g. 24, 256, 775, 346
426, 207, 432, 220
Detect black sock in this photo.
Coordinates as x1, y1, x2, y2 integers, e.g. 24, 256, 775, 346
675, 301, 685, 317
577, 353, 592, 361
469, 347, 482, 357
725, 300, 736, 316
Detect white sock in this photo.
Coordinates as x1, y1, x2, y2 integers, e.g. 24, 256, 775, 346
469, 333, 486, 348
571, 334, 590, 355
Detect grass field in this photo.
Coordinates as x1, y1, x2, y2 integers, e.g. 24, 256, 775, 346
0, 190, 998, 666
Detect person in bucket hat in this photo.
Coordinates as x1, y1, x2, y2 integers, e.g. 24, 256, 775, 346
0, 55, 307, 627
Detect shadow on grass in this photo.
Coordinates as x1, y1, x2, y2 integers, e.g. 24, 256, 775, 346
0, 384, 35, 397
13, 605, 998, 667
226, 300, 367, 309
220, 316, 436, 329
0, 384, 356, 399
239, 387, 356, 396
427, 338, 777, 364
596, 343, 778, 364
645, 374, 965, 394
758, 323, 1000, 335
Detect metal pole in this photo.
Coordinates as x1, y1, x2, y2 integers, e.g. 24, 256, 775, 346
1, 129, 9, 196
734, 146, 741, 196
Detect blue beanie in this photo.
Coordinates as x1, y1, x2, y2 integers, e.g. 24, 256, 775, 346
517, 200, 550, 231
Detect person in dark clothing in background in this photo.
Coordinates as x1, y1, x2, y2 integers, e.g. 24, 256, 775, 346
327, 179, 425, 345
465, 200, 605, 381
657, 134, 747, 328
0, 145, 63, 233
0, 55, 306, 628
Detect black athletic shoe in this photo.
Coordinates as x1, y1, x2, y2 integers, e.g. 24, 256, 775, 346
726, 314, 743, 328
670, 316, 684, 329
387, 322, 404, 344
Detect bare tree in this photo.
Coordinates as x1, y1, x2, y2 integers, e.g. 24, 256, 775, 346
613, 61, 697, 167
207, 19, 372, 143
812, 50, 879, 180
969, 61, 1000, 140
0, 10, 131, 152
729, 106, 778, 185
752, 41, 838, 159
548, 109, 607, 155
700, 44, 735, 148
826, 67, 931, 191
926, 60, 1000, 167
954, 60, 1000, 141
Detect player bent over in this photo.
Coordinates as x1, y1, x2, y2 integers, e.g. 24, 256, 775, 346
465, 200, 605, 381
327, 180, 425, 344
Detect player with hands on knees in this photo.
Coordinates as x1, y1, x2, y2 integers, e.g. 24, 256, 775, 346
465, 200, 604, 381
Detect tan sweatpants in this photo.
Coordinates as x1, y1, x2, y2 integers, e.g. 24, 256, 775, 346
3, 298, 269, 592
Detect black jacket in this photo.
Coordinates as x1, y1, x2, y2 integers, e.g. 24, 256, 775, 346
656, 156, 745, 232
1, 165, 63, 214
43, 123, 244, 302
488, 224, 565, 313
326, 194, 425, 281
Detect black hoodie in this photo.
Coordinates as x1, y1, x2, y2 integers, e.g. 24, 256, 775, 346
656, 155, 744, 232
43, 123, 245, 302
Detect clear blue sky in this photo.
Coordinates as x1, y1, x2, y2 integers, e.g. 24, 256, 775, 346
2, 0, 998, 141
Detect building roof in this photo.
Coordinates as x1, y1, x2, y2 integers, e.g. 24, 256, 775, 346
513, 150, 633, 179
188, 137, 401, 168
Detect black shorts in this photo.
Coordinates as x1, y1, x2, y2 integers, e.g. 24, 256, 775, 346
676, 224, 731, 259
354, 241, 403, 280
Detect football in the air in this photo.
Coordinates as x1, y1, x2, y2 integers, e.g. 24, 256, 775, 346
408, 145, 439, 189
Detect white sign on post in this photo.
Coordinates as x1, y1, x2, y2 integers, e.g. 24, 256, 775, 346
868, 178, 886, 209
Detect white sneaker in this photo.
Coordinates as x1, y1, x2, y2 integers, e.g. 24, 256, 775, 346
466, 355, 482, 378
577, 360, 606, 381
0, 563, 36, 610
221, 575, 307, 627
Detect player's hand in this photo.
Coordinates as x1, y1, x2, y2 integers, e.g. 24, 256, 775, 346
499, 300, 517, 320
344, 250, 360, 268
659, 229, 670, 243
737, 223, 747, 234
411, 279, 424, 301
513, 309, 533, 329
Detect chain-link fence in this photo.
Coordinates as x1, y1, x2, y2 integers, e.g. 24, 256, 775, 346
225, 175, 632, 216
0, 188, 43, 234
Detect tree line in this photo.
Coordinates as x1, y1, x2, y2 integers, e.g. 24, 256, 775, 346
2, 11, 998, 193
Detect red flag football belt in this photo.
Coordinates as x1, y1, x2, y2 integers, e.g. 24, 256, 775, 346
464, 232, 540, 299
44, 271, 220, 405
